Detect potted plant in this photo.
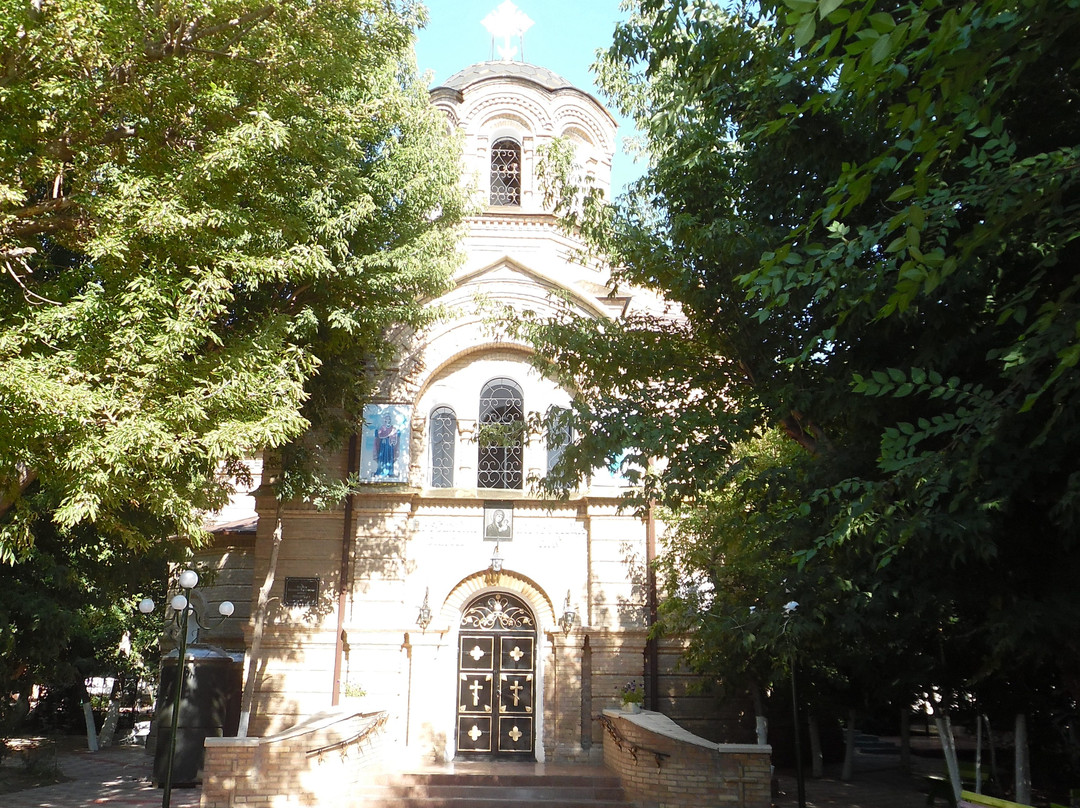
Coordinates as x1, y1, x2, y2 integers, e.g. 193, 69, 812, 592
619, 680, 644, 713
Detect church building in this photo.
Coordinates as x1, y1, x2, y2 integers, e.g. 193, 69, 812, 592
194, 8, 739, 766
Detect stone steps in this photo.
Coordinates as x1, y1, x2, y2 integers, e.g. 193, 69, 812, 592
358, 770, 634, 808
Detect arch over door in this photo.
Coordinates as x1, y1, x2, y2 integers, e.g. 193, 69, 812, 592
456, 591, 536, 758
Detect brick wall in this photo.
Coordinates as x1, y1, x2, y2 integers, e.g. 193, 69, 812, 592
600, 709, 771, 808
200, 709, 386, 808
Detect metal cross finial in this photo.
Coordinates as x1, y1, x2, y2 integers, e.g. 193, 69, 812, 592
482, 1, 534, 62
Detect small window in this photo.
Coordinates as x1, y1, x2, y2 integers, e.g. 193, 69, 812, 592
546, 407, 572, 475
477, 378, 524, 490
490, 139, 521, 206
430, 407, 457, 488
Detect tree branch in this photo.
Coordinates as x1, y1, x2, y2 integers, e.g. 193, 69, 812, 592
143, 6, 276, 62
0, 465, 38, 519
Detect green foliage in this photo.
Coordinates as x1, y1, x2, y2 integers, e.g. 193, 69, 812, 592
0, 514, 179, 730
0, 0, 466, 560
529, 0, 1080, 725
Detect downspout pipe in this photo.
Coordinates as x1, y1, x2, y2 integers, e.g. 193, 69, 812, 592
646, 500, 659, 711
331, 433, 359, 706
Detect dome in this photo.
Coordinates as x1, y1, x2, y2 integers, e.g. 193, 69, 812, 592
438, 61, 575, 93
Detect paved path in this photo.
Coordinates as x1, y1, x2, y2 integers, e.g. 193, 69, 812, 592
2, 737, 941, 808
772, 760, 938, 808
2, 743, 201, 808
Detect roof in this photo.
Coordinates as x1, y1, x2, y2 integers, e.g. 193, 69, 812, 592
438, 61, 575, 93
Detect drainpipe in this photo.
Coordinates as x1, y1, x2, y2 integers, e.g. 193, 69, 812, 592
331, 433, 359, 706
645, 500, 659, 711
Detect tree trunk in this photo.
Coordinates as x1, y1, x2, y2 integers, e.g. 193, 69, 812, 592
80, 680, 99, 752
899, 708, 911, 773
808, 712, 824, 777
841, 708, 857, 781
752, 684, 768, 745
98, 678, 123, 747
1014, 713, 1031, 805
985, 714, 1000, 788
936, 713, 963, 803
974, 711, 983, 794
237, 512, 283, 738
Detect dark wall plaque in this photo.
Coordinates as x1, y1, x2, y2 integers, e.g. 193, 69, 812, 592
284, 577, 319, 607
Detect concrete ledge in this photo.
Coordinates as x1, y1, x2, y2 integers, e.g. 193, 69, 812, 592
603, 708, 767, 754
600, 709, 771, 808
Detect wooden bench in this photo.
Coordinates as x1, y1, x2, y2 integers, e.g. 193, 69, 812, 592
927, 767, 994, 806
958, 790, 1031, 808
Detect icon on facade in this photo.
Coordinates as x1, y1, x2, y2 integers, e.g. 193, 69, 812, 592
359, 404, 411, 483
484, 502, 513, 541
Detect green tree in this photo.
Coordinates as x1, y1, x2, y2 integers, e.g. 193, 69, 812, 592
0, 516, 179, 732
0, 0, 465, 561
527, 0, 1080, 761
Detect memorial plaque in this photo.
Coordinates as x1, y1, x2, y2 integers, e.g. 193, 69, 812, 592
283, 577, 319, 607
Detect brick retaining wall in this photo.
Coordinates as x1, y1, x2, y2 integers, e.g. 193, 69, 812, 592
200, 709, 386, 808
600, 708, 771, 808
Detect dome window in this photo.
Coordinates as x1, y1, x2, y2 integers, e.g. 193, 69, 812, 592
489, 139, 521, 206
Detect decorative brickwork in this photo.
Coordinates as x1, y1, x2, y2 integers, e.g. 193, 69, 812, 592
200, 709, 386, 808
600, 709, 772, 808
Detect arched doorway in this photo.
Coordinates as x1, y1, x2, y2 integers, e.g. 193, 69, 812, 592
456, 591, 536, 758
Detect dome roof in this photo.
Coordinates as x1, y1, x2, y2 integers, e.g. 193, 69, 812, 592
438, 61, 575, 92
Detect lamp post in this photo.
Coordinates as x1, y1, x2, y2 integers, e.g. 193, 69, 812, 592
559, 590, 576, 636
486, 542, 503, 585
139, 569, 233, 808
416, 587, 433, 632
782, 600, 806, 808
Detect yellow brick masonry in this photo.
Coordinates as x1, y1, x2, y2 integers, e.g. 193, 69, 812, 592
200, 709, 386, 808
601, 709, 771, 808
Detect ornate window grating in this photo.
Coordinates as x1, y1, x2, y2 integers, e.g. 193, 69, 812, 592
461, 593, 534, 631
430, 406, 457, 488
478, 378, 524, 490
490, 139, 521, 206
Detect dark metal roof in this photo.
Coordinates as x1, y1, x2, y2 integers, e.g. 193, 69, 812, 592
438, 61, 575, 92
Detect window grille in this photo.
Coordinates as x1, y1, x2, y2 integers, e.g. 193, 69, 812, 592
430, 407, 457, 488
490, 139, 521, 206
478, 378, 524, 490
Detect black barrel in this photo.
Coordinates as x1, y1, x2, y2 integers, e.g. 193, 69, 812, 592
152, 646, 242, 786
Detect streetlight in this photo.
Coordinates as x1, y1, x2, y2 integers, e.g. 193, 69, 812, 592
559, 590, 577, 636
486, 542, 503, 585
416, 587, 433, 632
139, 569, 233, 808
783, 600, 806, 808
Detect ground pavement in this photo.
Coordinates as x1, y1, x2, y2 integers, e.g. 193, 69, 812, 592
2, 735, 943, 808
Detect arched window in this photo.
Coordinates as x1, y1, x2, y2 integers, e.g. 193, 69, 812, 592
546, 406, 572, 475
430, 407, 457, 488
489, 139, 521, 206
477, 378, 524, 489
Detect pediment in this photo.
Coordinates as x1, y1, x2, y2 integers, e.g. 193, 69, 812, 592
451, 256, 619, 320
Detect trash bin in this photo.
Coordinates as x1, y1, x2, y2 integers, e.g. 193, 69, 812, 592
152, 646, 242, 786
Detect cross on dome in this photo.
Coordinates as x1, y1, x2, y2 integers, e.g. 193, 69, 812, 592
482, 1, 534, 62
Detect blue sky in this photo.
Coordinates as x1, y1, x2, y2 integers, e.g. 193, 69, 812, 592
414, 0, 643, 193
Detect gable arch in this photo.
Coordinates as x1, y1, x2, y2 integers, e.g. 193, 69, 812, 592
466, 94, 552, 135
483, 114, 532, 140
439, 569, 557, 630
412, 343, 536, 411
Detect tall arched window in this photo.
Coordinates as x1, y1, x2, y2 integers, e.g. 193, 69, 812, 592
546, 406, 572, 475
430, 407, 457, 488
489, 139, 521, 206
477, 378, 524, 489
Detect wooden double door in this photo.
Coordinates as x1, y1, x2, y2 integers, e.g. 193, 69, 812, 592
456, 592, 536, 758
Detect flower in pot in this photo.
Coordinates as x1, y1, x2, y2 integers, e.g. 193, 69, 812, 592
619, 680, 644, 712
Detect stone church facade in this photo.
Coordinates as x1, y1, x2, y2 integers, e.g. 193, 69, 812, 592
197, 58, 742, 764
